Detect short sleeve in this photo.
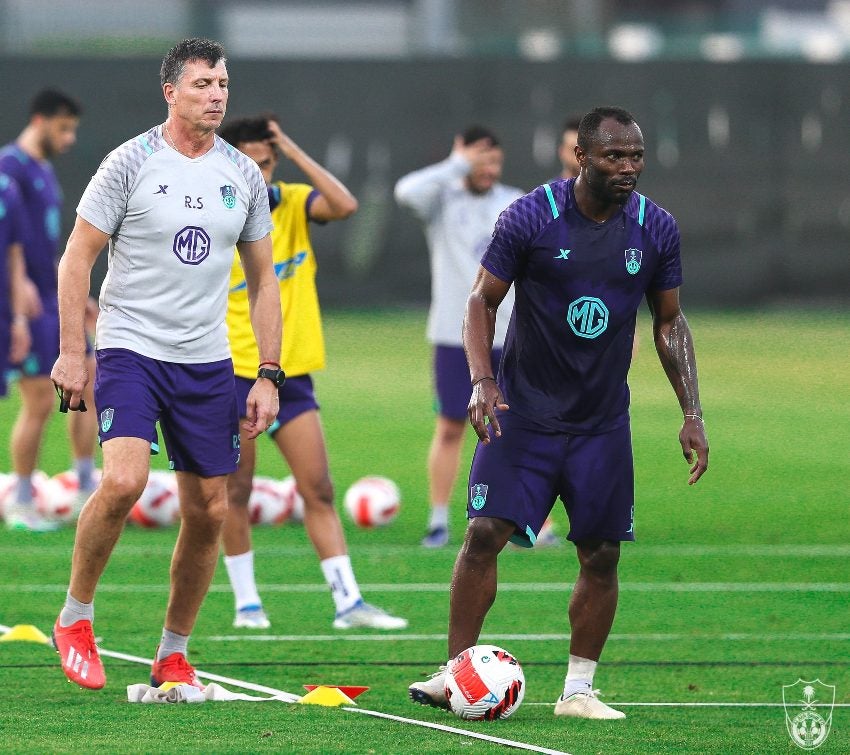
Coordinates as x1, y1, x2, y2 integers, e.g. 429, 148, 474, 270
480, 191, 549, 283
647, 210, 683, 291
76, 144, 144, 236
238, 161, 272, 243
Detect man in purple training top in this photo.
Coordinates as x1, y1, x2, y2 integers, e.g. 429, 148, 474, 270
0, 89, 98, 531
409, 106, 709, 720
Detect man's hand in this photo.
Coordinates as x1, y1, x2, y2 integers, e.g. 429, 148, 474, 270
50, 352, 89, 411
9, 316, 30, 364
22, 277, 42, 319
467, 378, 509, 443
680, 416, 709, 485
451, 135, 500, 171
242, 379, 280, 440
266, 119, 297, 161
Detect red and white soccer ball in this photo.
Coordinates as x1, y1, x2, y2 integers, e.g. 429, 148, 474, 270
278, 475, 304, 524
249, 475, 291, 526
0, 471, 53, 519
343, 476, 400, 528
445, 645, 525, 720
128, 470, 180, 527
42, 469, 103, 522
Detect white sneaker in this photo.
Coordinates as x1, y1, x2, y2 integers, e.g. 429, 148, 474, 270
4, 505, 61, 532
554, 689, 626, 720
408, 666, 448, 709
333, 600, 408, 630
71, 489, 94, 519
233, 606, 271, 629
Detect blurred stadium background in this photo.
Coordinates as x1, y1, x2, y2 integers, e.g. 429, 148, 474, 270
0, 0, 848, 309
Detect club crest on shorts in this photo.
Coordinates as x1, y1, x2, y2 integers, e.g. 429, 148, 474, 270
625, 248, 642, 275
782, 679, 835, 750
220, 184, 236, 209
100, 407, 114, 433
470, 483, 488, 511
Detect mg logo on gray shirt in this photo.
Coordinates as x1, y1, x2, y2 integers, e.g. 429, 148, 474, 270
567, 296, 609, 339
173, 226, 211, 265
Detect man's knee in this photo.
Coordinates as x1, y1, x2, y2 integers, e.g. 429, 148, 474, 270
462, 517, 515, 557
302, 474, 334, 510
435, 417, 466, 445
576, 539, 621, 577
99, 470, 147, 514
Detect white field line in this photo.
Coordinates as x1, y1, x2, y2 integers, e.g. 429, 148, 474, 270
526, 702, 850, 708
342, 707, 570, 755
2, 543, 850, 558
5, 581, 850, 594
205, 632, 850, 643
0, 623, 570, 755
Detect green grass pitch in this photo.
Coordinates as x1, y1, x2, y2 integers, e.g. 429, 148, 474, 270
0, 307, 848, 754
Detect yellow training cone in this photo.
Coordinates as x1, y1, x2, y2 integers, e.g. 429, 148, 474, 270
298, 685, 356, 707
0, 625, 51, 644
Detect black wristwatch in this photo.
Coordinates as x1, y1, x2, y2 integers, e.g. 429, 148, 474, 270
257, 366, 286, 388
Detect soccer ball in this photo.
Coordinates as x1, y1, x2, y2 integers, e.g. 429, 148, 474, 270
128, 470, 180, 527
445, 645, 525, 720
0, 471, 51, 518
278, 474, 304, 524
42, 469, 102, 522
249, 476, 291, 526
343, 476, 400, 528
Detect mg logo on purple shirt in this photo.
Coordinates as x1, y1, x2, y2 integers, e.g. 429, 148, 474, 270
567, 296, 608, 339
173, 226, 211, 265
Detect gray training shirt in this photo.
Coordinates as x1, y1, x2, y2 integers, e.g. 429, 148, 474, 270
78, 125, 272, 363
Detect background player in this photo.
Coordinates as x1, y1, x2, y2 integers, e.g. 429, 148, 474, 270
409, 106, 709, 719
394, 127, 522, 549
557, 116, 581, 180
50, 38, 282, 691
219, 116, 407, 631
0, 89, 98, 531
0, 173, 31, 401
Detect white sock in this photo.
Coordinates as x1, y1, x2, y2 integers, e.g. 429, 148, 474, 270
158, 628, 189, 660
75, 457, 96, 492
224, 551, 262, 611
563, 654, 597, 698
15, 475, 33, 506
320, 555, 362, 614
428, 504, 448, 530
59, 591, 93, 627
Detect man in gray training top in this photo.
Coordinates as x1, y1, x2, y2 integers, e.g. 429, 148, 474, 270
50, 37, 282, 691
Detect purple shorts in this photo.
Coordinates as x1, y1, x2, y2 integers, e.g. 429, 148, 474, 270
15, 308, 59, 377
95, 348, 239, 477
0, 325, 8, 397
434, 345, 502, 421
467, 412, 635, 547
234, 374, 319, 437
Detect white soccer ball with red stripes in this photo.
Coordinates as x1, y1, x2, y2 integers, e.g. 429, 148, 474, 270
249, 475, 291, 526
0, 470, 52, 519
128, 470, 180, 527
445, 644, 525, 720
343, 476, 400, 528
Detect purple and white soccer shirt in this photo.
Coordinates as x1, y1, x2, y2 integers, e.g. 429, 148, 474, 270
481, 178, 683, 434
77, 125, 272, 363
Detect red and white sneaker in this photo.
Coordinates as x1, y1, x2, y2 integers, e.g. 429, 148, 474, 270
52, 619, 106, 690
150, 648, 205, 690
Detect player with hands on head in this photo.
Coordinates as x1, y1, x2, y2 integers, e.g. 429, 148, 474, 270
409, 106, 708, 720
50, 38, 281, 692
218, 114, 407, 631
394, 126, 523, 549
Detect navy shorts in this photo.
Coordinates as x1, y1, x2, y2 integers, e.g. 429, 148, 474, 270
467, 412, 635, 547
434, 345, 502, 421
0, 325, 8, 397
94, 348, 239, 477
234, 374, 319, 437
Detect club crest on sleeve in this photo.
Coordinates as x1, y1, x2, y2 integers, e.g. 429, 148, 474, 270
470, 483, 488, 511
625, 248, 642, 275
